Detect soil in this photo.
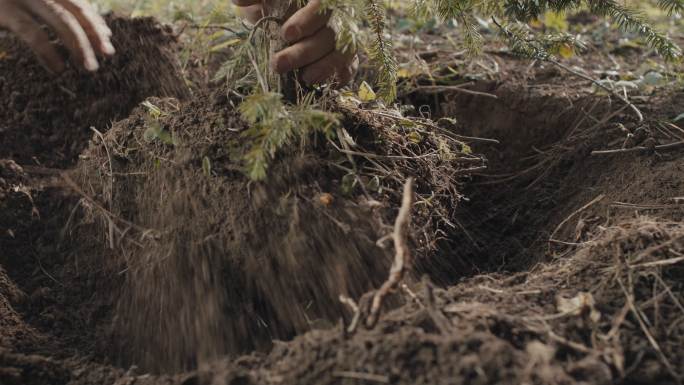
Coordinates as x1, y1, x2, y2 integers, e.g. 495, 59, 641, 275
0, 16, 187, 167
70, 83, 470, 372
1, 14, 684, 385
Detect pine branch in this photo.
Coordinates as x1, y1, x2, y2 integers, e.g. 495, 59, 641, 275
492, 17, 644, 122
239, 91, 339, 180
587, 0, 681, 60
365, 0, 398, 102
657, 0, 684, 15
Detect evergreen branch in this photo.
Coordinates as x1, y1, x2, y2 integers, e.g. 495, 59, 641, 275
492, 17, 644, 122
239, 91, 340, 180
657, 0, 684, 15
587, 0, 681, 60
365, 0, 398, 102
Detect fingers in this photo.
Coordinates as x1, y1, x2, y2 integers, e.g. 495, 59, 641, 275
23, 0, 99, 71
0, 6, 65, 73
301, 50, 358, 87
281, 0, 330, 43
53, 0, 115, 56
233, 0, 356, 86
272, 26, 335, 74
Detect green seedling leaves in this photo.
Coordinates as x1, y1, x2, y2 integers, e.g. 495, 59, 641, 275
143, 120, 176, 146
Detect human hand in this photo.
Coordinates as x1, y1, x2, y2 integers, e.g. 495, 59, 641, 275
0, 0, 115, 74
233, 0, 358, 86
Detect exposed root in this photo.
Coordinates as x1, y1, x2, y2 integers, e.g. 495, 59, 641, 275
549, 194, 606, 249
339, 295, 361, 335
367, 178, 415, 328
341, 178, 415, 332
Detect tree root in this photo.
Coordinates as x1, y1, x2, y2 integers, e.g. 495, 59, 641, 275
341, 177, 415, 332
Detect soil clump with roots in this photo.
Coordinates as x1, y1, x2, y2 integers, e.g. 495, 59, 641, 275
72, 85, 471, 372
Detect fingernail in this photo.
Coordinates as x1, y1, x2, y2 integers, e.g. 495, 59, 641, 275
84, 57, 99, 72
102, 41, 116, 56
282, 24, 301, 43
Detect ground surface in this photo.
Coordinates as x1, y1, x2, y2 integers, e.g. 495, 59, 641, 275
1, 12, 684, 385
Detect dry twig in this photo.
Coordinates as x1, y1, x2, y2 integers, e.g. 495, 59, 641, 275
408, 85, 499, 99
339, 295, 361, 335
548, 59, 644, 123
592, 141, 684, 155
549, 194, 606, 247
617, 275, 682, 383
366, 177, 415, 328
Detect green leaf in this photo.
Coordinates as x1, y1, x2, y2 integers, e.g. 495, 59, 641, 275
407, 131, 423, 143
642, 71, 666, 86
172, 10, 194, 22
358, 81, 377, 102
143, 120, 176, 146
558, 43, 574, 58
341, 173, 357, 196
210, 38, 242, 53
142, 100, 162, 119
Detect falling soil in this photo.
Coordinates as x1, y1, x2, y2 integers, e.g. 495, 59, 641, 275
0, 14, 188, 383
2, 14, 684, 385
71, 87, 470, 372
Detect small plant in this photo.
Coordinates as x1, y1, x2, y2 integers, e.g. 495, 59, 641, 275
238, 91, 339, 180
142, 100, 176, 146
213, 0, 683, 180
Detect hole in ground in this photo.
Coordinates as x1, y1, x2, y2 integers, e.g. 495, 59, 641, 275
410, 84, 645, 281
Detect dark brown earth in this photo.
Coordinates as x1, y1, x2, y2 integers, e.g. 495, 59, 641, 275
71, 83, 470, 372
0, 16, 187, 168
2, 15, 684, 385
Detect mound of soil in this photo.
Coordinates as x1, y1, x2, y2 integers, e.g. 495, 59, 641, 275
0, 16, 187, 167
199, 216, 684, 385
194, 86, 684, 385
0, 15, 190, 384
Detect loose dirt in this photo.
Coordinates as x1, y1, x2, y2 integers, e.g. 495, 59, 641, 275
0, 15, 187, 384
1, 14, 684, 385
71, 83, 470, 372
0, 16, 187, 168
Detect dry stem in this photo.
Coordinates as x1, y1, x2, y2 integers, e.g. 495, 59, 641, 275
591, 140, 684, 155
366, 177, 415, 328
